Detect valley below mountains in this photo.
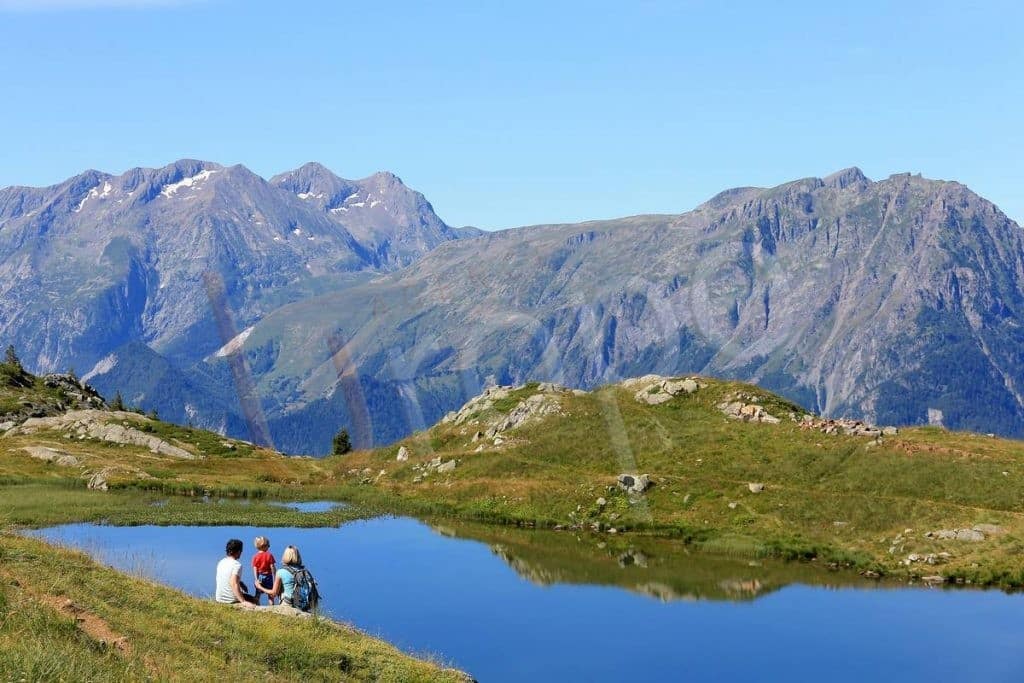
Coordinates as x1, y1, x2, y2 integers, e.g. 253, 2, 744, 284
2, 161, 1022, 453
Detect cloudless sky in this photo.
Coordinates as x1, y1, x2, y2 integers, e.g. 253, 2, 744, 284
0, 0, 1021, 228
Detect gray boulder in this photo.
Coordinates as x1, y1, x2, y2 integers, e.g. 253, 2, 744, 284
617, 473, 652, 494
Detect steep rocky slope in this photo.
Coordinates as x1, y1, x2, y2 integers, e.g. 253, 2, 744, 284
235, 169, 1024, 451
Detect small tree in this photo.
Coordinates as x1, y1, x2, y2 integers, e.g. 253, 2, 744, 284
4, 344, 22, 370
111, 391, 125, 411
332, 428, 352, 455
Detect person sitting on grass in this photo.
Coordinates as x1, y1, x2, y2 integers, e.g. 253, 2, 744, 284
263, 545, 320, 612
216, 538, 258, 605
252, 535, 277, 605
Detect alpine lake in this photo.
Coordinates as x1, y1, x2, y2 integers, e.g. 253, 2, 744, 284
29, 510, 1024, 682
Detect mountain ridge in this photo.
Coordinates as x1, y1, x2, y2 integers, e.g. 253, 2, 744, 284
3, 162, 1022, 453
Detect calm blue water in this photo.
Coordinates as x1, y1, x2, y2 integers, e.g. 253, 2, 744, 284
29, 518, 1024, 682
268, 500, 348, 513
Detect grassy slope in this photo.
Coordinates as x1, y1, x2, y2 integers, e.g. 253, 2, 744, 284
0, 534, 465, 682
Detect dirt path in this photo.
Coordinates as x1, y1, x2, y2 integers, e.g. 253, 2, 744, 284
34, 593, 133, 656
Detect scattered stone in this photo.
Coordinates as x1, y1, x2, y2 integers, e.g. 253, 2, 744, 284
728, 502, 738, 509
747, 483, 765, 494
87, 468, 113, 491
882, 426, 899, 436
396, 446, 409, 462
921, 575, 946, 585
436, 460, 457, 474
617, 473, 652, 494
596, 497, 607, 508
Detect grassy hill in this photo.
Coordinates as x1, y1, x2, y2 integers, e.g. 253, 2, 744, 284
325, 377, 1024, 586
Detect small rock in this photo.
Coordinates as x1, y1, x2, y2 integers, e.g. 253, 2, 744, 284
87, 469, 111, 491
747, 483, 765, 493
396, 446, 409, 462
882, 426, 899, 436
617, 473, 652, 494
436, 460, 457, 474
728, 502, 738, 509
596, 497, 607, 508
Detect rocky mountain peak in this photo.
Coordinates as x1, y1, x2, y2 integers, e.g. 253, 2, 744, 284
823, 167, 870, 189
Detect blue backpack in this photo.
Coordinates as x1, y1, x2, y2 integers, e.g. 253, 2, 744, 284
284, 565, 321, 612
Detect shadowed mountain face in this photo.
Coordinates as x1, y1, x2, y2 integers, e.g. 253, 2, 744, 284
3, 164, 1023, 451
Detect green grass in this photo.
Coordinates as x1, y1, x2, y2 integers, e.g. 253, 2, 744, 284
0, 534, 467, 682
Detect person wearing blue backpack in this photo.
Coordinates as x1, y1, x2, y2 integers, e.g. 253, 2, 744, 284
263, 545, 321, 612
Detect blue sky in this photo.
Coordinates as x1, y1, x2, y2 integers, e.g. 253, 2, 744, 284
1, 0, 1021, 228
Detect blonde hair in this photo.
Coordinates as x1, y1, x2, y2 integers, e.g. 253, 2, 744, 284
254, 536, 270, 551
282, 545, 302, 566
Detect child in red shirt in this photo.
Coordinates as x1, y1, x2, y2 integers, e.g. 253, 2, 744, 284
252, 536, 277, 605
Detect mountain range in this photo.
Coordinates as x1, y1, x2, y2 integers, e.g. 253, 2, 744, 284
2, 161, 1022, 453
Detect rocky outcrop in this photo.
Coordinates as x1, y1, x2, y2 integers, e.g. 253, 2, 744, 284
8, 410, 199, 459
441, 383, 567, 446
717, 392, 783, 424
0, 373, 105, 424
798, 415, 896, 437
22, 446, 81, 467
628, 375, 703, 405
925, 525, 1004, 542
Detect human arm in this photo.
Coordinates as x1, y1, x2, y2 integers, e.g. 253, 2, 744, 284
229, 566, 248, 603
266, 572, 284, 599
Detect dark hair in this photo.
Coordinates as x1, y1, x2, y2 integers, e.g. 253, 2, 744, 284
226, 538, 243, 556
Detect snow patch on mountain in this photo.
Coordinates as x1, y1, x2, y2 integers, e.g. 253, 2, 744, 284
161, 170, 217, 198
74, 185, 101, 213
82, 353, 118, 382
212, 326, 254, 358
